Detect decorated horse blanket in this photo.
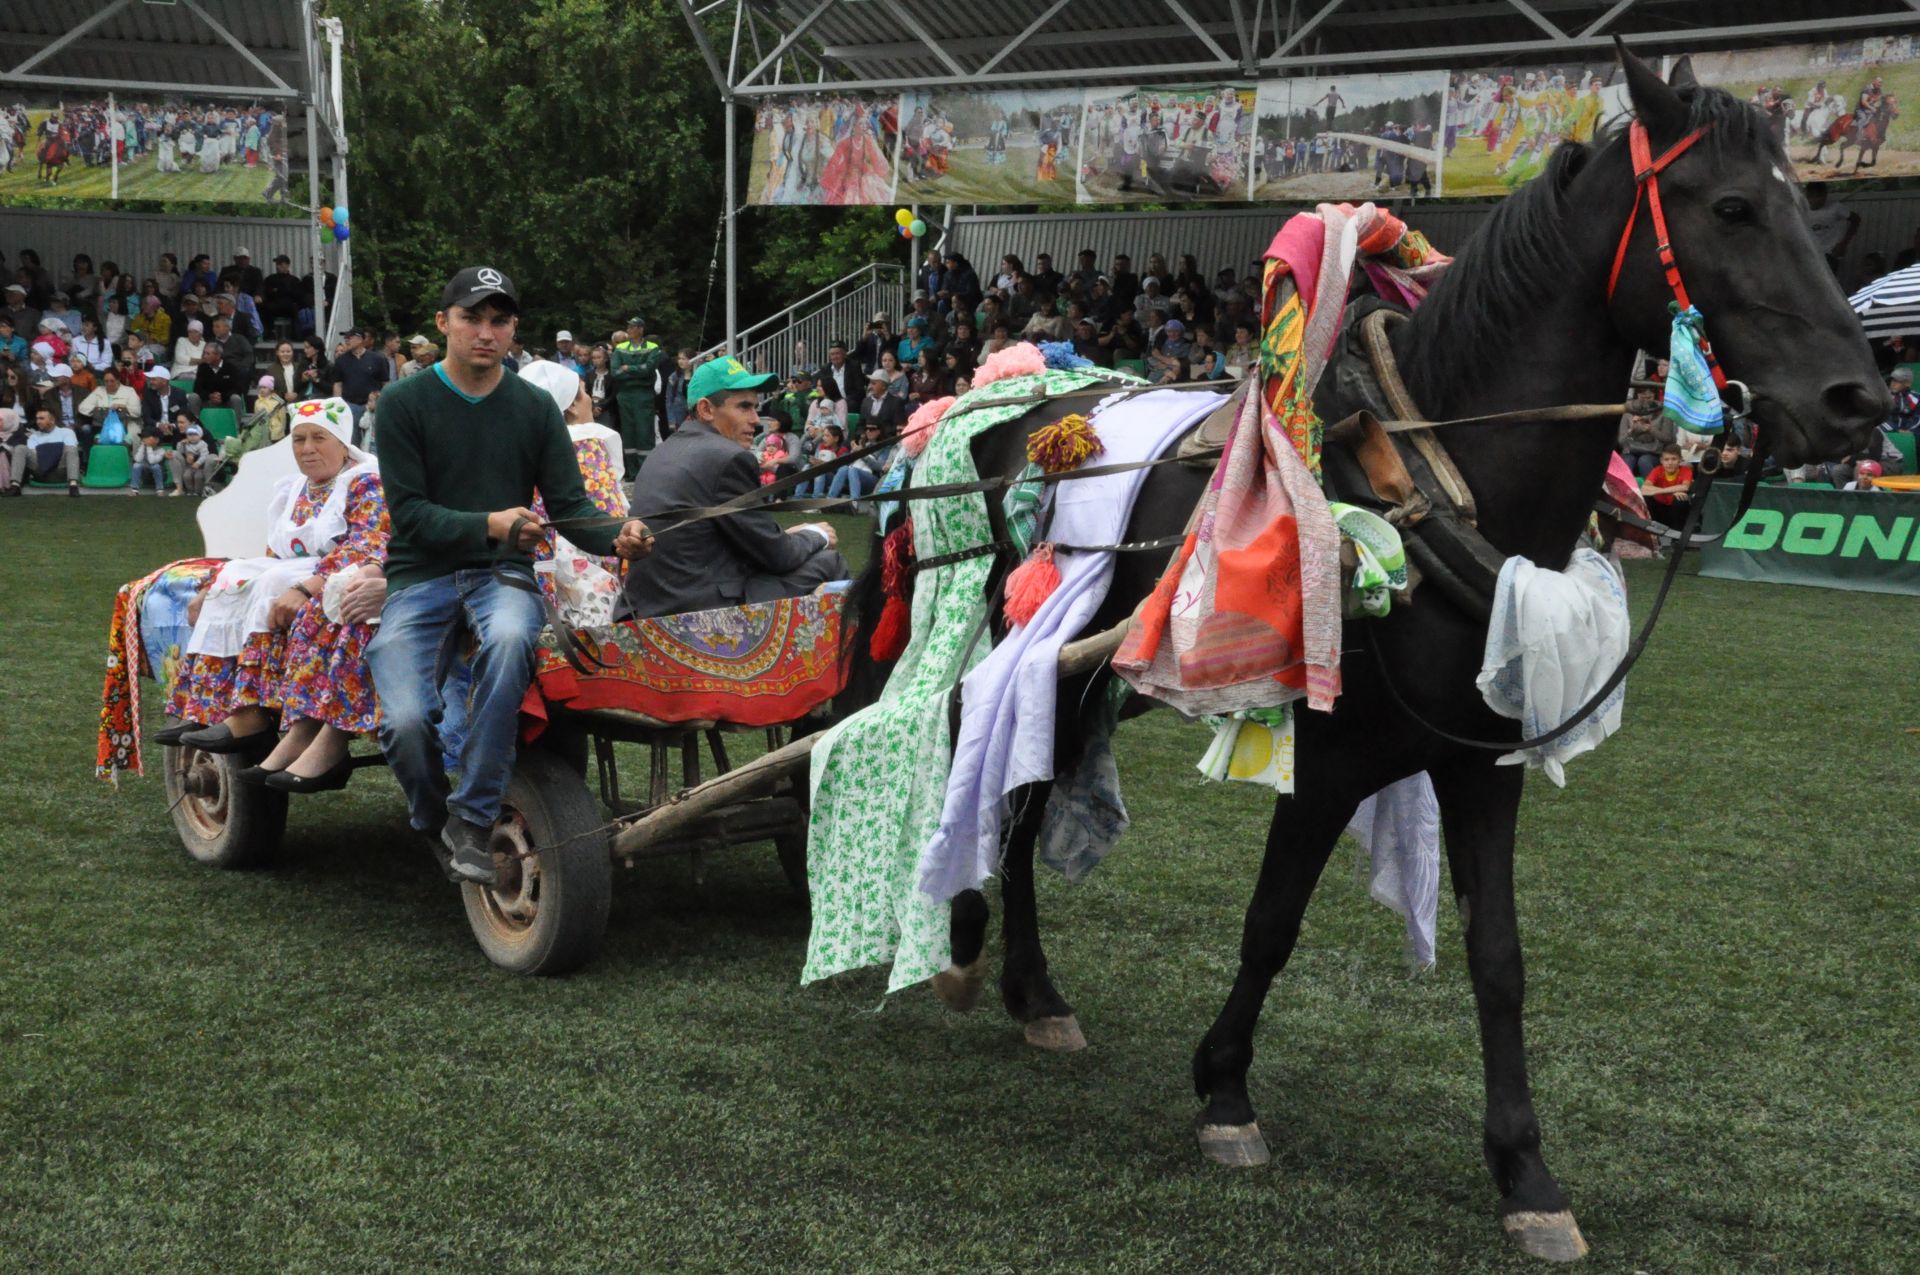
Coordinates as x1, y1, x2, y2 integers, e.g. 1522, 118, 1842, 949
520, 583, 851, 734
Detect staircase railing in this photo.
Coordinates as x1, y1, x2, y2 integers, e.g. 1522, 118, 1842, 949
699, 263, 906, 376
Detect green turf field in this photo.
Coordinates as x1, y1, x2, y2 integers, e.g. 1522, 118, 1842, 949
2, 496, 1915, 1272
0, 111, 274, 206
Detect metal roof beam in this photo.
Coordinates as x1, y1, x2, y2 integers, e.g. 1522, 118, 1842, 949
0, 33, 303, 64
1579, 0, 1639, 38
1273, 0, 1348, 61
1165, 0, 1235, 65
821, 23, 1231, 62
736, 0, 835, 90
880, 0, 968, 79
3, 73, 300, 100
677, 0, 730, 99
7, 0, 135, 77
179, 0, 295, 94
976, 0, 1073, 78
1502, 0, 1566, 40
734, 57, 1244, 97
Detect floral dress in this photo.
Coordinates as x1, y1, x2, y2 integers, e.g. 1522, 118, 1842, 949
530, 434, 628, 625
165, 469, 383, 726
276, 472, 390, 733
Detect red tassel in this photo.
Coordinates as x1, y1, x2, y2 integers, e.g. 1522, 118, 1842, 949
871, 593, 911, 661
1002, 543, 1060, 628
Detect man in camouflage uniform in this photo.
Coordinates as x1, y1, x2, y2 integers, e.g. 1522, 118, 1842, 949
609, 314, 665, 463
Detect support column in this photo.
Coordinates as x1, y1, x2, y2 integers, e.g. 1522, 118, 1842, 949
725, 93, 738, 355
305, 106, 326, 343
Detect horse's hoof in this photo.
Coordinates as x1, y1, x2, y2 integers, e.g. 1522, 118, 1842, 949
930, 959, 988, 1014
1197, 1121, 1271, 1168
1502, 1210, 1589, 1263
1022, 1015, 1086, 1051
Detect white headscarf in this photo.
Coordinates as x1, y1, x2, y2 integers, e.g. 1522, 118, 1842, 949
284, 395, 373, 465
519, 359, 583, 418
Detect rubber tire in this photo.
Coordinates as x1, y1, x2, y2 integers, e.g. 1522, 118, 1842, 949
160, 716, 288, 869
461, 750, 612, 976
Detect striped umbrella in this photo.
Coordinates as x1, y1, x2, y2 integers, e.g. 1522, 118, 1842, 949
1849, 263, 1920, 338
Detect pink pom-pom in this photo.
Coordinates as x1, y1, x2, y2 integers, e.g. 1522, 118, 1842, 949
974, 341, 1047, 388
901, 396, 954, 458
1002, 543, 1060, 628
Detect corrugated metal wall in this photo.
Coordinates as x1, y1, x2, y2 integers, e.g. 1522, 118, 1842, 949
0, 207, 325, 283
953, 191, 1920, 288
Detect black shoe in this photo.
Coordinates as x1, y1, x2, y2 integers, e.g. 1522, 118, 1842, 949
179, 723, 273, 756
263, 756, 354, 794
235, 764, 281, 786
440, 818, 499, 887
68, 481, 79, 497
153, 721, 199, 746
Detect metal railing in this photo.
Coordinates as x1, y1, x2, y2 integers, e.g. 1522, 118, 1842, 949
699, 263, 905, 376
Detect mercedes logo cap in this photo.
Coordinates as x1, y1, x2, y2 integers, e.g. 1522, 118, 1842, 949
441, 265, 518, 312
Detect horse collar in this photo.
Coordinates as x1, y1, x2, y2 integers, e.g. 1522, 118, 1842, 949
1605, 119, 1729, 390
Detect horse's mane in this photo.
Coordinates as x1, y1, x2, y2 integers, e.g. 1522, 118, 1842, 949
1398, 83, 1772, 410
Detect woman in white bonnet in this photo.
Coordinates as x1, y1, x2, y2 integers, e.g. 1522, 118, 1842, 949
163, 397, 391, 791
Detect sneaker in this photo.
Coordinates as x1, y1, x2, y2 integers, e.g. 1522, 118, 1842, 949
168, 489, 183, 497
440, 818, 499, 887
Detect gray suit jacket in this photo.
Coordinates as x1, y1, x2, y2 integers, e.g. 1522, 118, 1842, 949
617, 419, 818, 618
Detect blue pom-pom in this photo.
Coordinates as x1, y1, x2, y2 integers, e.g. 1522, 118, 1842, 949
1039, 340, 1092, 371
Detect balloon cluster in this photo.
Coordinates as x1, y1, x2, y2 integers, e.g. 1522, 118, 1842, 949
893, 207, 927, 239
317, 205, 351, 242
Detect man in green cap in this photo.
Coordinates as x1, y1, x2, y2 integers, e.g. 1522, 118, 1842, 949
616, 356, 846, 619
609, 315, 665, 464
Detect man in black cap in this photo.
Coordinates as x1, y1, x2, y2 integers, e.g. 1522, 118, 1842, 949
260, 253, 304, 335
609, 314, 665, 466
366, 265, 656, 886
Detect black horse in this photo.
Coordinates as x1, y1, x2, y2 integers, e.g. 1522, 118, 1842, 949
835, 48, 1886, 1262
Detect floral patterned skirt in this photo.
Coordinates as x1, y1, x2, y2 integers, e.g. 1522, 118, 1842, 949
278, 604, 379, 733
165, 629, 288, 725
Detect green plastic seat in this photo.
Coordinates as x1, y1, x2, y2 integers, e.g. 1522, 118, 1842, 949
1797, 481, 1834, 490
171, 377, 195, 394
199, 407, 239, 441
1889, 430, 1917, 473
80, 445, 131, 489
1115, 358, 1148, 378
845, 411, 861, 429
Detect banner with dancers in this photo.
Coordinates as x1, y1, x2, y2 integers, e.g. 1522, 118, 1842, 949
1439, 62, 1636, 198
746, 93, 901, 206
0, 97, 291, 206
1687, 37, 1920, 181
1075, 84, 1256, 203
895, 89, 1081, 205
1251, 72, 1446, 201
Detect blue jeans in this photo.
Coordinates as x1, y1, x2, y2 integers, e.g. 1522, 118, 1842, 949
365, 568, 545, 833
795, 469, 834, 497
826, 465, 876, 500
129, 461, 168, 491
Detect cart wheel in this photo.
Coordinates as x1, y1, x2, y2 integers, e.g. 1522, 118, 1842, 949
462, 750, 612, 976
160, 716, 287, 869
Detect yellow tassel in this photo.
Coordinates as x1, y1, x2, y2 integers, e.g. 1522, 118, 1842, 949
1026, 413, 1104, 474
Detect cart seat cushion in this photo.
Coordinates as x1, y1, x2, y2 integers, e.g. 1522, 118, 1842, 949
521, 581, 854, 735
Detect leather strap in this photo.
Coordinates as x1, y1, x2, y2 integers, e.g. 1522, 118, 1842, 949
1605, 120, 1728, 390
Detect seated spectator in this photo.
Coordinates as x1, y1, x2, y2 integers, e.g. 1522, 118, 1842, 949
976, 294, 1007, 336
905, 292, 948, 344
946, 318, 981, 367
618, 360, 847, 618
260, 254, 304, 334
80, 368, 142, 443
43, 363, 83, 443
170, 422, 222, 497
829, 418, 894, 504
1136, 277, 1172, 327
128, 429, 171, 494
1224, 323, 1259, 378
194, 343, 249, 409
67, 352, 99, 398
1618, 407, 1674, 478
854, 313, 893, 376
34, 321, 70, 364
909, 349, 949, 403
1104, 312, 1148, 363
129, 295, 171, 349
69, 314, 110, 371
1065, 250, 1100, 306
215, 288, 260, 342
1844, 459, 1883, 491
260, 340, 302, 400
795, 423, 847, 497
876, 349, 910, 400
3, 282, 38, 334
817, 340, 858, 404
1070, 315, 1107, 366
1147, 319, 1191, 378
1708, 434, 1748, 479
1086, 276, 1120, 329
42, 292, 82, 338
1023, 294, 1067, 342
854, 370, 906, 434
209, 313, 253, 372
1031, 253, 1064, 296
0, 364, 37, 423
6, 406, 81, 495
1153, 356, 1192, 386
297, 334, 330, 400
897, 316, 935, 367
173, 318, 207, 372
775, 369, 816, 434
0, 314, 23, 365
1641, 445, 1692, 528
143, 367, 190, 430
1188, 328, 1225, 380
1886, 367, 1920, 432
804, 386, 846, 434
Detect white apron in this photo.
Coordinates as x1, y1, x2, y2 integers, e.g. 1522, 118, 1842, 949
186, 463, 374, 659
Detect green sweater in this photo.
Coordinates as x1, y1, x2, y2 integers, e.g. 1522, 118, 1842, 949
376, 365, 619, 593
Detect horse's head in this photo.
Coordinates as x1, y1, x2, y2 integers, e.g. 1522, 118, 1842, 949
1605, 46, 1887, 465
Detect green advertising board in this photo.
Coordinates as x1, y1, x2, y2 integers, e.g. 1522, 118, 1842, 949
1697, 484, 1920, 596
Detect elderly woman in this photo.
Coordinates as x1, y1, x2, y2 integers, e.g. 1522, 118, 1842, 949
164, 399, 386, 789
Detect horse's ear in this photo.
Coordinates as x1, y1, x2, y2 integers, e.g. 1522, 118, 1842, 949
1616, 35, 1687, 139
1668, 55, 1699, 92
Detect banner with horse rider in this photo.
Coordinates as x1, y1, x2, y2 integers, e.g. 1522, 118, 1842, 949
1439, 61, 1638, 198
895, 89, 1082, 206
1075, 83, 1257, 204
0, 96, 292, 207
1687, 37, 1920, 180
1251, 71, 1447, 202
745, 92, 901, 207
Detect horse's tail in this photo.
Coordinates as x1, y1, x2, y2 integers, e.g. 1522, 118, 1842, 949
828, 532, 891, 725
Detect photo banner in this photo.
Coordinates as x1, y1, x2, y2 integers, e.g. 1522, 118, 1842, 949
896, 89, 1081, 205
1687, 37, 1920, 181
1439, 63, 1637, 198
0, 97, 291, 207
1253, 71, 1446, 201
746, 93, 901, 206
1076, 84, 1256, 203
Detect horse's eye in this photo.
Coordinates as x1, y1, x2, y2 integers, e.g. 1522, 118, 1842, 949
1713, 197, 1754, 224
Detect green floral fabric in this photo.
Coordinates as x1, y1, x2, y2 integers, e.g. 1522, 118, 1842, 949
803, 370, 1102, 990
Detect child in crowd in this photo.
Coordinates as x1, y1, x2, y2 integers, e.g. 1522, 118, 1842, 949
1641, 444, 1692, 529
128, 429, 171, 495
795, 424, 845, 497
170, 423, 221, 497
758, 430, 791, 486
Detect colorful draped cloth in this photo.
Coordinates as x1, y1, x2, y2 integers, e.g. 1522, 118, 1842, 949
97, 558, 221, 783
804, 368, 1106, 991
1114, 203, 1450, 717
520, 584, 850, 734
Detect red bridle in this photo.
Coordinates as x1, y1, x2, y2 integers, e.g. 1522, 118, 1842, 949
1605, 118, 1729, 390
